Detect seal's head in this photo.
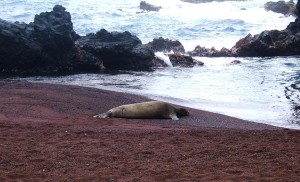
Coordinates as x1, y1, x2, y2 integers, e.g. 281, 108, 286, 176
176, 108, 189, 117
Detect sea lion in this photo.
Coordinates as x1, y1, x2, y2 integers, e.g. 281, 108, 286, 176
93, 101, 189, 120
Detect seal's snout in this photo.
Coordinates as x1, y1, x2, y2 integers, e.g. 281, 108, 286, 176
93, 112, 109, 118
177, 108, 189, 117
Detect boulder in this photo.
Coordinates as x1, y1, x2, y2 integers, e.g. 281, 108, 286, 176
231, 60, 242, 64
287, 0, 300, 32
0, 5, 103, 75
264, 0, 296, 16
0, 5, 158, 75
168, 53, 203, 67
140, 1, 162, 12
77, 29, 155, 70
33, 5, 79, 52
187, 1, 300, 57
188, 45, 231, 57
230, 31, 298, 57
152, 57, 169, 67
147, 37, 185, 53
230, 0, 300, 57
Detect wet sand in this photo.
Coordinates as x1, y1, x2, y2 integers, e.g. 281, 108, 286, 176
0, 80, 299, 181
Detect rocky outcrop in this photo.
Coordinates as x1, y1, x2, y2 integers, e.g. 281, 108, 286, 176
231, 60, 241, 64
140, 1, 162, 12
287, 0, 300, 32
0, 5, 157, 76
230, 0, 300, 57
188, 45, 231, 57
0, 5, 82, 74
147, 37, 185, 53
0, 5, 103, 75
264, 0, 296, 16
189, 0, 300, 57
152, 57, 169, 67
146, 37, 203, 67
181, 0, 247, 3
77, 29, 155, 70
230, 31, 297, 57
168, 53, 203, 67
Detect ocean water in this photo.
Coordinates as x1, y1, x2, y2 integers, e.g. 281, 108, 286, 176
1, 0, 300, 129
0, 0, 295, 49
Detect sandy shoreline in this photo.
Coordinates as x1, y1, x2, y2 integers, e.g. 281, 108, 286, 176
0, 80, 299, 181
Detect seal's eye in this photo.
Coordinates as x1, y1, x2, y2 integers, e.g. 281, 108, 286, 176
107, 111, 113, 117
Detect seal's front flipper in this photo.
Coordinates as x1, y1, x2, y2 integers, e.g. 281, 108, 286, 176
170, 113, 179, 120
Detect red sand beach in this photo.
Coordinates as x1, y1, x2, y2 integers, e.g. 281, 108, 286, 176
0, 80, 299, 181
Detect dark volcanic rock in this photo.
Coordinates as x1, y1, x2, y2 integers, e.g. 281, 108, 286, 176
188, 45, 231, 57
168, 53, 203, 67
230, 0, 300, 57
152, 57, 169, 67
0, 5, 158, 75
231, 27, 300, 57
230, 30, 300, 57
147, 37, 185, 53
77, 29, 155, 70
264, 0, 296, 16
33, 5, 79, 52
0, 5, 102, 75
287, 0, 300, 32
231, 60, 242, 64
140, 1, 162, 12
188, 0, 300, 57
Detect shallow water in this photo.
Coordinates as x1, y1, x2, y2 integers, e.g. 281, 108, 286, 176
2, 0, 300, 129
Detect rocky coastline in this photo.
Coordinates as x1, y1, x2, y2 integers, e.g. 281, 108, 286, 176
1, 1, 300, 76
264, 0, 296, 16
189, 0, 300, 57
0, 4, 299, 181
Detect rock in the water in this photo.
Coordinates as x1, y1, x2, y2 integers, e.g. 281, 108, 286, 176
77, 29, 155, 70
168, 53, 203, 67
140, 1, 162, 12
230, 0, 300, 57
231, 28, 300, 57
287, 0, 300, 32
188, 45, 231, 57
264, 0, 296, 16
33, 5, 79, 51
231, 60, 241, 64
152, 57, 169, 67
0, 5, 83, 75
0, 5, 158, 75
187, 0, 300, 57
147, 37, 185, 53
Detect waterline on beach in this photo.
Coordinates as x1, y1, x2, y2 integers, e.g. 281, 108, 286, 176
17, 56, 300, 130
